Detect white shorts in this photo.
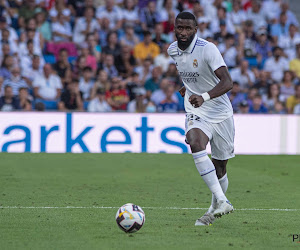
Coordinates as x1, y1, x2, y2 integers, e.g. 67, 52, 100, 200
185, 113, 235, 160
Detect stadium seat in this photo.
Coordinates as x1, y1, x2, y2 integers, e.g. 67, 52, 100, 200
34, 99, 58, 110
44, 54, 56, 64
245, 57, 258, 68
68, 56, 77, 64
83, 101, 89, 110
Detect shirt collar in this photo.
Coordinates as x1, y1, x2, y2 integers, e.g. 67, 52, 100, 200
177, 35, 198, 55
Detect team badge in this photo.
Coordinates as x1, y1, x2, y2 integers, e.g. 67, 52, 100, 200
193, 59, 198, 68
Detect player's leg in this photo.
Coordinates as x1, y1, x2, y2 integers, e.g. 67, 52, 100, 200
209, 159, 229, 213
186, 128, 228, 205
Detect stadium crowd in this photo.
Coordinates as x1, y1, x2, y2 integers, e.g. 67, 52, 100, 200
0, 0, 300, 114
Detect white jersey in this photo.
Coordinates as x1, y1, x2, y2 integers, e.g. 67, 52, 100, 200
167, 35, 233, 123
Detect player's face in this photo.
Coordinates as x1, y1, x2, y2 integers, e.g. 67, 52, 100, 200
175, 19, 197, 50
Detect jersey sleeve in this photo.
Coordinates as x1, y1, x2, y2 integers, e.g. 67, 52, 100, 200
203, 42, 226, 72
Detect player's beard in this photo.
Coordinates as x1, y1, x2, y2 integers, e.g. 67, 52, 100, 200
176, 33, 195, 51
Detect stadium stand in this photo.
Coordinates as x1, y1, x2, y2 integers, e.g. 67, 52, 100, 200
0, 0, 299, 114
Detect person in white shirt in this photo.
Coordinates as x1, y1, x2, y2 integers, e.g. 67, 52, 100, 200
88, 87, 112, 112
230, 60, 255, 91
278, 24, 300, 60
79, 66, 94, 101
196, 17, 212, 40
154, 43, 173, 73
96, 0, 123, 30
246, 0, 267, 31
218, 33, 238, 69
51, 12, 72, 42
168, 12, 234, 226
73, 7, 100, 45
33, 64, 62, 100
264, 46, 289, 82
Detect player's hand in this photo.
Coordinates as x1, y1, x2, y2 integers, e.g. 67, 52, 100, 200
189, 94, 204, 108
178, 86, 186, 97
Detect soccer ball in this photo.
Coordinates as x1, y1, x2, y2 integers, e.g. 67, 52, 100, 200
115, 203, 145, 233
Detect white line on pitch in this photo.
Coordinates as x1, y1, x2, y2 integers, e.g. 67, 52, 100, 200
0, 206, 298, 211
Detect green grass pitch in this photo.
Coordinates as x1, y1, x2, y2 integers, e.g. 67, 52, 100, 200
0, 153, 299, 249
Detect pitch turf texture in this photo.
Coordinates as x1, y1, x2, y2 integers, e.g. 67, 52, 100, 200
0, 154, 299, 250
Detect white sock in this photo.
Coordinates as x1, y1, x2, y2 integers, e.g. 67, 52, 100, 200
193, 151, 227, 202
209, 173, 229, 212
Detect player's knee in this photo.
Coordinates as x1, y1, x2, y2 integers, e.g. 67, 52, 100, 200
189, 139, 206, 152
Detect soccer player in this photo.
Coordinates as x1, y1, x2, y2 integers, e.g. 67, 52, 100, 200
168, 12, 234, 226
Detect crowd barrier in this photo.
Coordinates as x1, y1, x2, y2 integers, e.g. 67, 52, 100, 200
0, 112, 299, 154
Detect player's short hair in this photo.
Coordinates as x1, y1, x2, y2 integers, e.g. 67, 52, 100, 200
176, 12, 197, 27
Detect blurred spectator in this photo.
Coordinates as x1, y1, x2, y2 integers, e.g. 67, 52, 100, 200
218, 33, 238, 69
255, 28, 272, 66
53, 48, 71, 87
0, 15, 18, 44
162, 10, 175, 39
145, 100, 157, 113
163, 63, 181, 86
2, 66, 28, 96
22, 54, 43, 87
154, 43, 173, 73
80, 42, 97, 74
211, 6, 235, 35
239, 20, 257, 58
227, 82, 246, 113
286, 85, 300, 114
249, 94, 268, 114
151, 78, 178, 105
127, 87, 148, 112
230, 60, 255, 91
96, 0, 122, 31
135, 57, 153, 84
272, 101, 286, 114
0, 54, 13, 79
101, 53, 118, 79
144, 66, 162, 93
213, 19, 232, 45
33, 64, 62, 100
140, 1, 160, 32
79, 66, 94, 101
19, 0, 37, 20
51, 12, 72, 42
125, 72, 141, 101
102, 31, 121, 58
271, 12, 289, 42
91, 70, 110, 98
253, 70, 273, 96
264, 46, 289, 82
157, 84, 179, 112
120, 23, 140, 49
122, 0, 140, 26
280, 2, 299, 28
159, 0, 179, 23
17, 87, 32, 111
238, 100, 249, 114
280, 70, 295, 102
34, 101, 45, 111
262, 83, 281, 112
278, 24, 300, 60
134, 31, 160, 63
197, 17, 212, 40
35, 9, 51, 41
86, 33, 101, 62
227, 0, 246, 33
246, 0, 267, 32
152, 22, 169, 48
88, 87, 112, 112
0, 85, 20, 111
289, 41, 300, 78
73, 7, 100, 45
58, 79, 83, 111
114, 45, 136, 78
106, 76, 129, 110
72, 55, 87, 79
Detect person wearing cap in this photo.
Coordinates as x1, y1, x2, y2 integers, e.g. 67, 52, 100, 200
127, 87, 148, 112
289, 40, 300, 78
133, 31, 160, 63
197, 17, 212, 40
88, 87, 112, 112
255, 28, 272, 66
238, 100, 249, 114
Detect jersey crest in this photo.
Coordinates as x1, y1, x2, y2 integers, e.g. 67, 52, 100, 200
193, 59, 198, 68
